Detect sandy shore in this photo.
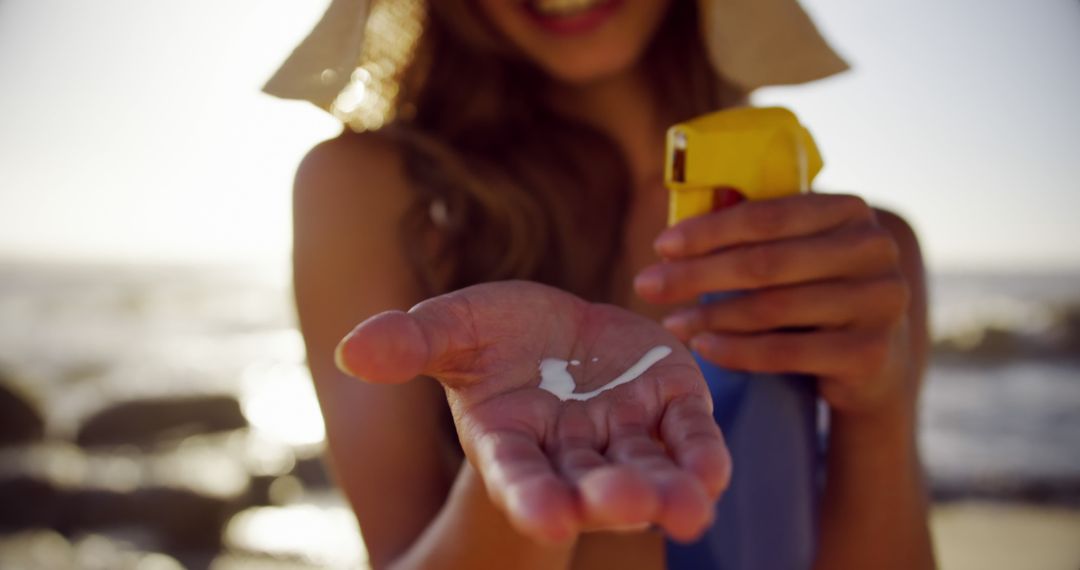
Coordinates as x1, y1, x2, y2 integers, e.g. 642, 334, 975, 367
931, 502, 1080, 570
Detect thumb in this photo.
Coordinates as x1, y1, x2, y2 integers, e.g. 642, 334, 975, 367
334, 296, 473, 385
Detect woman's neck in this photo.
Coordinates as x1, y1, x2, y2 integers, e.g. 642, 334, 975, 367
546, 68, 666, 189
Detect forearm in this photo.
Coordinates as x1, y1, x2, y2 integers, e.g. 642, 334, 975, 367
814, 404, 935, 570
386, 462, 575, 570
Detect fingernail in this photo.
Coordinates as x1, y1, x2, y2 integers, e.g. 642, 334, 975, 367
654, 231, 684, 256
334, 334, 356, 377
662, 311, 696, 333
610, 522, 651, 533
634, 270, 664, 296
689, 334, 714, 354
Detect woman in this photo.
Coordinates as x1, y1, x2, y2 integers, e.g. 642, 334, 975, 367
268, 0, 936, 568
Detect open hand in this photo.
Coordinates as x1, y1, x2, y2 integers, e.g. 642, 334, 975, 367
334, 281, 730, 543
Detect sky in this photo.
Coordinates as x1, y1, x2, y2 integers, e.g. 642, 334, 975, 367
1, 0, 1078, 271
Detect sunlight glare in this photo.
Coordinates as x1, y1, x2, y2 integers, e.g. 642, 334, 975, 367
331, 0, 423, 131
223, 505, 365, 568
240, 362, 325, 448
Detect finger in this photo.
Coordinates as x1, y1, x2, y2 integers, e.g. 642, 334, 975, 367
606, 421, 713, 542
550, 403, 659, 528
548, 402, 605, 482
659, 396, 731, 500
636, 225, 899, 303
335, 294, 479, 385
552, 439, 608, 482
662, 277, 910, 338
476, 430, 579, 543
576, 466, 659, 530
690, 329, 894, 381
654, 193, 875, 258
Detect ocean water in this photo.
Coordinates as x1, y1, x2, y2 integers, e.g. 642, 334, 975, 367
0, 260, 1077, 566
2, 260, 1078, 486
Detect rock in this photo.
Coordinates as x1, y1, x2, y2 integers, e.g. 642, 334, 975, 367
77, 395, 246, 448
62, 487, 235, 550
67, 443, 252, 549
0, 443, 85, 533
931, 475, 1080, 508
0, 379, 45, 446
973, 327, 1023, 359
1053, 303, 1080, 357
0, 530, 186, 570
933, 302, 1080, 364
246, 474, 277, 506
0, 440, 254, 551
291, 456, 332, 490
0, 476, 62, 531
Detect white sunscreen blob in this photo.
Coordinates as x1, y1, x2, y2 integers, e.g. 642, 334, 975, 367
538, 345, 672, 401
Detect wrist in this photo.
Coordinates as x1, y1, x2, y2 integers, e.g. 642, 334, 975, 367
828, 398, 917, 451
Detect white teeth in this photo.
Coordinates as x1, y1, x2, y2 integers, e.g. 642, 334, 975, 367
530, 0, 606, 17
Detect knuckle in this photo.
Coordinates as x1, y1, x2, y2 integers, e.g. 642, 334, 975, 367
736, 245, 782, 285
745, 294, 787, 327
835, 194, 872, 219
745, 201, 789, 237
758, 336, 799, 367
710, 339, 738, 366
877, 277, 911, 317
854, 331, 891, 373
682, 217, 712, 249
879, 234, 902, 263
698, 304, 729, 334
849, 227, 898, 260
855, 277, 908, 321
698, 335, 741, 368
675, 260, 707, 296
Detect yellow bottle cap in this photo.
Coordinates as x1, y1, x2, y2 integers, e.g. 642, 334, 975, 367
664, 107, 823, 226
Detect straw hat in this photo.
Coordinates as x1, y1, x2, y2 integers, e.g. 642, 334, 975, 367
263, 0, 848, 131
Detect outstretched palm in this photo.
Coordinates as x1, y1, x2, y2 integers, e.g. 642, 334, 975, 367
336, 281, 729, 543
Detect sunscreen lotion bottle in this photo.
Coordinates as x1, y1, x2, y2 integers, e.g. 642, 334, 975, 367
663, 107, 822, 569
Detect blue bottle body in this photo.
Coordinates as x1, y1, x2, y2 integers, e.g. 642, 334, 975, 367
666, 293, 821, 569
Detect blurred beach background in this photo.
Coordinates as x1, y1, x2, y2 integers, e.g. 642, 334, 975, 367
1, 1, 1078, 569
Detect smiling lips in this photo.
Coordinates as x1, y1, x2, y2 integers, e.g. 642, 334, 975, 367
520, 0, 624, 34
526, 0, 612, 17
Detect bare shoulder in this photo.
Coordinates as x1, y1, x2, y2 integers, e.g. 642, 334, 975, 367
291, 127, 426, 352
291, 128, 422, 309
291, 131, 456, 568
294, 128, 413, 222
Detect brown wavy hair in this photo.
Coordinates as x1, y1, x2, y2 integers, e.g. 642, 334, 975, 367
375, 0, 744, 301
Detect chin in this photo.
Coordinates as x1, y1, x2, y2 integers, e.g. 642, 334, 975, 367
536, 45, 645, 86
